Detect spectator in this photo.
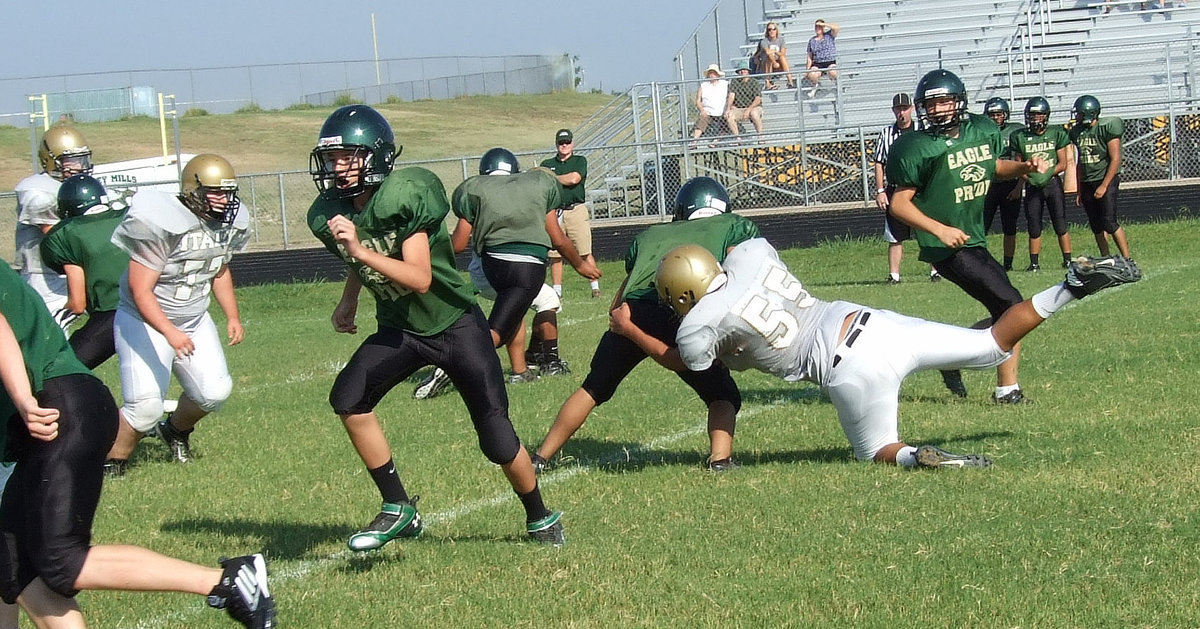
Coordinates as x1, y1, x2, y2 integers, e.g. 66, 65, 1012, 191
691, 64, 730, 145
541, 129, 601, 299
753, 22, 795, 90
1069, 95, 1132, 258
805, 19, 840, 98
723, 60, 764, 141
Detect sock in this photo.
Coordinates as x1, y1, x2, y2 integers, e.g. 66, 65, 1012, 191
995, 383, 1021, 397
164, 414, 193, 438
368, 459, 408, 504
589, 280, 600, 291
895, 446, 918, 468
553, 284, 562, 297
929, 267, 939, 277
889, 272, 900, 281
542, 339, 560, 361
517, 482, 551, 522
1003, 255, 1014, 270
1029, 253, 1040, 267
1030, 284, 1077, 318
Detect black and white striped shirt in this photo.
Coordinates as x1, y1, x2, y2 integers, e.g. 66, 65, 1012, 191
873, 121, 918, 166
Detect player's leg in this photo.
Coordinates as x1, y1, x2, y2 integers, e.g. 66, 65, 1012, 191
108, 309, 175, 467
1024, 185, 1046, 270
159, 313, 233, 462
480, 256, 545, 379
1098, 177, 1131, 257
999, 185, 1022, 271
883, 212, 905, 283
676, 368, 741, 468
1045, 176, 1073, 266
1080, 181, 1111, 255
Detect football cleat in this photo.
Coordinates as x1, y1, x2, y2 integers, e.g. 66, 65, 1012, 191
915, 445, 992, 469
540, 359, 572, 376
526, 511, 565, 546
348, 498, 423, 552
156, 419, 194, 463
530, 452, 548, 476
508, 369, 540, 385
413, 368, 453, 399
103, 458, 128, 478
885, 276, 901, 285
706, 457, 741, 472
207, 553, 276, 629
1064, 255, 1142, 298
940, 370, 968, 398
1025, 263, 1040, 272
930, 271, 942, 283
524, 349, 544, 367
991, 389, 1031, 405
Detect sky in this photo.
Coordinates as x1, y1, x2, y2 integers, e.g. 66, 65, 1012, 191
4, 0, 740, 94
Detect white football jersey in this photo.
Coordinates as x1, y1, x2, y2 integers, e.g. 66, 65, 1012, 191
676, 238, 858, 386
13, 173, 62, 275
111, 190, 250, 321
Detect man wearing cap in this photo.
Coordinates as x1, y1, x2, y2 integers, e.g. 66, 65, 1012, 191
874, 93, 941, 285
724, 60, 763, 141
691, 64, 730, 145
541, 129, 601, 298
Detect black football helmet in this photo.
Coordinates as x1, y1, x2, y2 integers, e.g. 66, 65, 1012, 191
655, 244, 724, 316
983, 97, 1010, 126
1024, 96, 1051, 134
39, 125, 93, 180
672, 176, 731, 221
56, 174, 108, 219
479, 148, 519, 175
914, 70, 968, 134
179, 154, 240, 225
310, 105, 398, 199
1072, 95, 1102, 128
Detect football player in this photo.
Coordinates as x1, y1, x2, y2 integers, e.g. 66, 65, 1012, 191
531, 177, 756, 473
628, 239, 1141, 468
0, 261, 275, 629
413, 149, 601, 399
103, 154, 249, 477
39, 174, 131, 369
13, 124, 94, 331
887, 70, 1048, 405
307, 106, 565, 548
1069, 95, 1132, 258
1011, 97, 1074, 269
980, 97, 1027, 272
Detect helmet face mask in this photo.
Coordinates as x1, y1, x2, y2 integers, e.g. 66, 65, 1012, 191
39, 125, 93, 180
310, 105, 397, 199
1072, 95, 1101, 128
655, 244, 724, 317
983, 97, 1010, 126
179, 154, 240, 225
479, 148, 519, 175
56, 174, 108, 219
1024, 96, 1051, 134
672, 176, 731, 221
915, 70, 968, 134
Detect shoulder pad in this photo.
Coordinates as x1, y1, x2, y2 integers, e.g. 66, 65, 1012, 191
127, 190, 200, 235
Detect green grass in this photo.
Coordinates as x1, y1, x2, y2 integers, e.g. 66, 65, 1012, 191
73, 219, 1200, 628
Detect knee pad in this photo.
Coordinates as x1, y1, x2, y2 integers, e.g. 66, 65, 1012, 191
477, 423, 521, 465
530, 283, 561, 313
123, 396, 165, 432
188, 375, 232, 413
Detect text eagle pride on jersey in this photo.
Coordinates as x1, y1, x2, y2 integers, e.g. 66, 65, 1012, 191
946, 143, 994, 204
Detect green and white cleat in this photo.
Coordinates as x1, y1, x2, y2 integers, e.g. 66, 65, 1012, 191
526, 511, 565, 546
348, 498, 423, 551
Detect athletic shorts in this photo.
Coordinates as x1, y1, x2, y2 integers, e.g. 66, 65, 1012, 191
1079, 176, 1121, 234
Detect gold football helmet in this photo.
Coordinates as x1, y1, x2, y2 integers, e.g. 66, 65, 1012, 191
39, 125, 93, 180
180, 154, 240, 224
655, 244, 723, 316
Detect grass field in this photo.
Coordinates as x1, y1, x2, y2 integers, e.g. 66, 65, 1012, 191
62, 218, 1199, 628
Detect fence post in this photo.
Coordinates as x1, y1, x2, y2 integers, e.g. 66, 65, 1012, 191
858, 127, 870, 205
1166, 41, 1177, 180
278, 173, 289, 249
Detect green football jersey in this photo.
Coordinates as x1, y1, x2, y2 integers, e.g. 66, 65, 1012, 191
1010, 126, 1070, 189
886, 112, 1003, 264
1069, 117, 1124, 183
451, 169, 561, 259
39, 208, 130, 313
995, 121, 1024, 160
0, 261, 90, 451
622, 213, 760, 303
308, 167, 476, 336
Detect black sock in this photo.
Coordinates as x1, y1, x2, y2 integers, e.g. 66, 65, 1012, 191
517, 482, 551, 522
165, 415, 193, 437
1063, 252, 1072, 262
542, 339, 560, 361
1003, 255, 1014, 270
1030, 253, 1040, 266
368, 459, 408, 504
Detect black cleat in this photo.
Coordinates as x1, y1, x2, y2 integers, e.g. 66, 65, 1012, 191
530, 452, 548, 476
1064, 255, 1142, 298
940, 370, 968, 398
991, 389, 1031, 405
915, 445, 992, 469
508, 369, 540, 385
156, 419, 193, 463
706, 457, 741, 472
1025, 263, 1040, 272
540, 359, 572, 376
885, 276, 901, 285
207, 553, 276, 629
103, 458, 128, 478
527, 511, 565, 546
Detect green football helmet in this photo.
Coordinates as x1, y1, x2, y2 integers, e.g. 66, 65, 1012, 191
914, 70, 968, 134
1024, 96, 1052, 134
479, 148, 519, 175
56, 174, 108, 219
983, 97, 1010, 126
39, 125, 93, 180
655, 244, 724, 317
672, 176, 730, 221
1072, 95, 1102, 128
310, 105, 398, 199
179, 154, 240, 225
